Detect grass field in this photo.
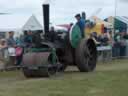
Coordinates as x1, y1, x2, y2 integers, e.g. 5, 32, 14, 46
0, 59, 128, 96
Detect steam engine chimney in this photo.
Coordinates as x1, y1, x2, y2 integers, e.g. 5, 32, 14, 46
43, 4, 50, 34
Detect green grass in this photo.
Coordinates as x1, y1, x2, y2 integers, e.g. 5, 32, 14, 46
0, 59, 128, 96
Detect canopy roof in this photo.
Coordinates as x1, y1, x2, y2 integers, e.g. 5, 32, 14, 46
89, 16, 113, 28
116, 16, 128, 25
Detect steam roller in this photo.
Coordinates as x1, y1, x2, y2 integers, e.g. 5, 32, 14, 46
22, 3, 97, 78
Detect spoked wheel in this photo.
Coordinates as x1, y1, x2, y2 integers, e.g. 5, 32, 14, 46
84, 39, 97, 71
75, 39, 97, 72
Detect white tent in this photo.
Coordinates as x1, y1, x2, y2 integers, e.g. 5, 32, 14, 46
0, 14, 69, 38
0, 14, 44, 37
22, 15, 43, 31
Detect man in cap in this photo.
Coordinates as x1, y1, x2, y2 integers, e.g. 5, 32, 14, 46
75, 14, 85, 37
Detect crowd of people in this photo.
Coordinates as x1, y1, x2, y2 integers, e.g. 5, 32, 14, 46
0, 31, 33, 68
113, 30, 128, 57
89, 31, 111, 46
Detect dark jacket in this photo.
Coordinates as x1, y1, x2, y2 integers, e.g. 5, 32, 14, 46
7, 37, 16, 47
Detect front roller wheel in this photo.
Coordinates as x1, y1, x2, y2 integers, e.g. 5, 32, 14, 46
75, 39, 97, 72
22, 66, 57, 78
22, 68, 33, 78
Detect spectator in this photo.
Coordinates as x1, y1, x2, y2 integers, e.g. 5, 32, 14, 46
24, 31, 33, 47
75, 14, 85, 37
0, 39, 8, 59
90, 33, 100, 45
0, 39, 7, 49
107, 30, 113, 46
120, 31, 127, 57
15, 37, 24, 66
15, 46, 23, 66
7, 31, 16, 66
98, 32, 110, 46
92, 32, 98, 41
7, 31, 16, 47
16, 37, 22, 46
102, 32, 109, 45
0, 39, 8, 69
113, 30, 121, 57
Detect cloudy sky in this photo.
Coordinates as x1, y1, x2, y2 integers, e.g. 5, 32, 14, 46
0, 0, 128, 24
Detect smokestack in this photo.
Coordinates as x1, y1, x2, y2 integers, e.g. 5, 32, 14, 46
43, 4, 49, 34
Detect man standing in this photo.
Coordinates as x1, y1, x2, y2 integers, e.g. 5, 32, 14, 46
113, 31, 121, 57
24, 31, 33, 47
75, 14, 86, 37
7, 31, 16, 66
120, 31, 127, 57
7, 31, 16, 47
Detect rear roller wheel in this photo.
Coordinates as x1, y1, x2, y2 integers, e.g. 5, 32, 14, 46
75, 39, 97, 72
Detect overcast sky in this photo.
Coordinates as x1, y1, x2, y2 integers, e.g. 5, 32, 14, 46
0, 0, 128, 24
